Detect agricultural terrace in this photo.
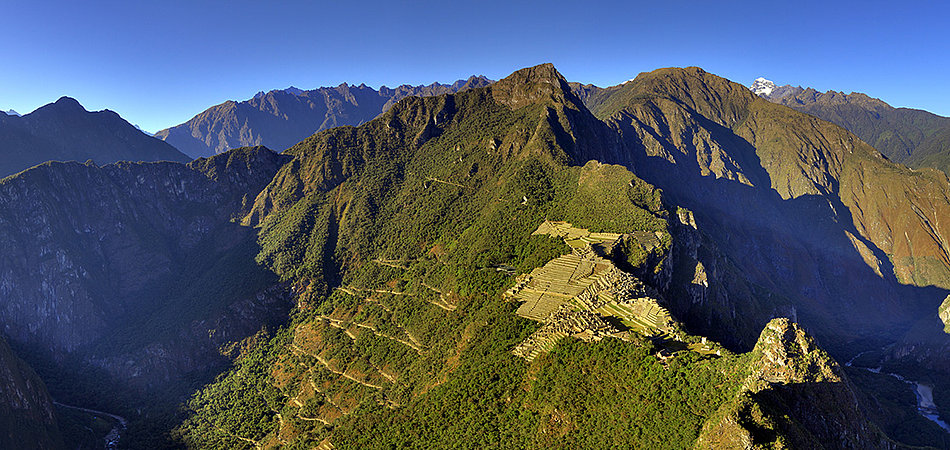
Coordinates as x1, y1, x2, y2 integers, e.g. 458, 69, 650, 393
508, 221, 678, 361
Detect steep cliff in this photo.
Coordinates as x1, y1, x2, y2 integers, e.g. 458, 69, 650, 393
696, 318, 892, 449
0, 146, 292, 417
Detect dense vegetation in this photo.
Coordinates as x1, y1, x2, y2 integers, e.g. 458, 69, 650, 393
3, 64, 942, 448
173, 68, 754, 448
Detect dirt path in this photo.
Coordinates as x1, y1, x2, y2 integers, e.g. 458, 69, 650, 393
421, 282, 457, 311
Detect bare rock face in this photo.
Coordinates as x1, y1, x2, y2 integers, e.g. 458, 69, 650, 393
696, 318, 892, 449
940, 295, 950, 334
0, 146, 292, 398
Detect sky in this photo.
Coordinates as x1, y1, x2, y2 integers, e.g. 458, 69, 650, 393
1, 0, 947, 132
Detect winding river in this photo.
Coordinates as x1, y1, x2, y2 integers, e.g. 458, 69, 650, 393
845, 352, 950, 433
53, 401, 127, 449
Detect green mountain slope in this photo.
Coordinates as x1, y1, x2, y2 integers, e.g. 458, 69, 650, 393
171, 65, 893, 449
0, 97, 190, 178
154, 77, 493, 159
762, 86, 950, 175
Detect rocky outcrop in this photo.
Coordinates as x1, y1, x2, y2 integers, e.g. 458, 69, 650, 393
940, 295, 950, 333
696, 318, 893, 449
155, 76, 493, 158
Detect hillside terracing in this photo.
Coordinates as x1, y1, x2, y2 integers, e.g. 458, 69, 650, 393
507, 221, 677, 361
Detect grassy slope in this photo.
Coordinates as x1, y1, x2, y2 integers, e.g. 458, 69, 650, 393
770, 88, 950, 175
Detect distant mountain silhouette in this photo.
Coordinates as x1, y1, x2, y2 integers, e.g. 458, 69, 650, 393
0, 97, 190, 178
154, 76, 493, 158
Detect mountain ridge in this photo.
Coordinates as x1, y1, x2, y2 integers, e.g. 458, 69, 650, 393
2, 64, 949, 447
755, 82, 950, 175
0, 96, 190, 178
155, 76, 493, 158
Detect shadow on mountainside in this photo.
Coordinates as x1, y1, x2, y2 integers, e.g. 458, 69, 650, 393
605, 107, 949, 357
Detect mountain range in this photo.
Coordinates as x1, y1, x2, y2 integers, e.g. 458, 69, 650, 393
753, 78, 950, 175
1, 65, 950, 448
153, 76, 493, 159
0, 97, 190, 178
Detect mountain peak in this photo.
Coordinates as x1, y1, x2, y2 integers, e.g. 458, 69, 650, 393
750, 77, 777, 96
749, 318, 842, 385
52, 95, 86, 110
500, 63, 562, 84
696, 318, 889, 448
491, 63, 573, 109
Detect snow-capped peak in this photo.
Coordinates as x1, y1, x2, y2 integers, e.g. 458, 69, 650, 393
3, 109, 19, 116
750, 77, 776, 97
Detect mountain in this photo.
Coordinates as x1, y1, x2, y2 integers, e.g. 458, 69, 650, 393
749, 77, 776, 96
696, 318, 893, 448
167, 64, 937, 448
581, 67, 950, 346
0, 336, 63, 450
0, 97, 190, 178
0, 146, 292, 444
154, 76, 494, 159
3, 64, 950, 447
754, 82, 950, 175
3, 109, 18, 116
583, 67, 950, 441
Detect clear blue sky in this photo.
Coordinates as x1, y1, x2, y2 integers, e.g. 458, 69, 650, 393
2, 0, 947, 132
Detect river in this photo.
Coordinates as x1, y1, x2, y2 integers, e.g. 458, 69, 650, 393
845, 352, 950, 433
53, 401, 128, 449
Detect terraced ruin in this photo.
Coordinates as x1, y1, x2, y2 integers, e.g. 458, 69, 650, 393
507, 221, 675, 361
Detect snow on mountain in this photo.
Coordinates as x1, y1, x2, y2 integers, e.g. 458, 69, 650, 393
133, 124, 154, 136
3, 109, 19, 116
750, 77, 777, 97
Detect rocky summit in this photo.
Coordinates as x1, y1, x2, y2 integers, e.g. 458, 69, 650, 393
1, 63, 949, 448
